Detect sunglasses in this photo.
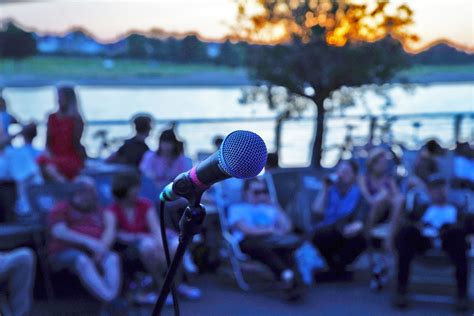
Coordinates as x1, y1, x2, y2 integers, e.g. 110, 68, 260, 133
250, 189, 269, 195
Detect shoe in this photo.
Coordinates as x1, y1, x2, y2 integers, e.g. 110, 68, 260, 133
176, 283, 202, 300
280, 269, 295, 287
183, 251, 198, 274
131, 292, 158, 305
454, 296, 468, 312
392, 292, 408, 309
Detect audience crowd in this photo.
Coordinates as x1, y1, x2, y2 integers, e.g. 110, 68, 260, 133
0, 85, 473, 315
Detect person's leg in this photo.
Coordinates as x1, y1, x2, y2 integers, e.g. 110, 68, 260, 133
100, 252, 122, 300
72, 251, 116, 302
240, 237, 290, 280
441, 226, 468, 299
387, 194, 405, 251
0, 248, 36, 316
137, 236, 167, 281
394, 225, 430, 294
338, 234, 367, 266
312, 227, 344, 268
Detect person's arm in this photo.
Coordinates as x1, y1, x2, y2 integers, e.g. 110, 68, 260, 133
358, 176, 375, 205
10, 114, 19, 126
45, 115, 53, 151
0, 123, 36, 149
101, 211, 116, 249
139, 151, 156, 180
233, 221, 274, 236
312, 183, 329, 215
72, 116, 86, 158
275, 207, 292, 234
146, 206, 165, 242
51, 222, 100, 251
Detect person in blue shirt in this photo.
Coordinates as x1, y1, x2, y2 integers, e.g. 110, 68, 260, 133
0, 97, 20, 139
311, 159, 367, 280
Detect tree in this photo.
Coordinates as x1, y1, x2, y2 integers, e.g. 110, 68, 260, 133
216, 40, 244, 67
179, 35, 208, 63
126, 34, 149, 58
0, 22, 36, 59
236, 0, 417, 167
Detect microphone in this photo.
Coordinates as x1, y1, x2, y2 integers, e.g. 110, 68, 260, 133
160, 130, 268, 202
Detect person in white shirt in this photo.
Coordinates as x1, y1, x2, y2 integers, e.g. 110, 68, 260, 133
228, 177, 303, 300
393, 174, 468, 311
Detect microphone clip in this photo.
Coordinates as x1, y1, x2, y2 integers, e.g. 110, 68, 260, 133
160, 172, 206, 206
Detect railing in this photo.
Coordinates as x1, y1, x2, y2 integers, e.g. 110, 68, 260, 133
78, 111, 472, 167
21, 111, 471, 167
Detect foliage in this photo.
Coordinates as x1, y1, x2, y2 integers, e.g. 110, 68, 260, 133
0, 22, 37, 59
236, 0, 416, 167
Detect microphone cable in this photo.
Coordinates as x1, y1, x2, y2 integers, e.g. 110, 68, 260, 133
159, 200, 180, 316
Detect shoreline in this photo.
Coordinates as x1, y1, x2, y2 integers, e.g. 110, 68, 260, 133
1, 71, 474, 88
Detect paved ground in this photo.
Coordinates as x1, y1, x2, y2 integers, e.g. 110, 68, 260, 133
32, 271, 472, 316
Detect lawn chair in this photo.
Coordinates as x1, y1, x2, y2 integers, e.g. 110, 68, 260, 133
214, 177, 290, 291
213, 178, 251, 290
265, 168, 324, 234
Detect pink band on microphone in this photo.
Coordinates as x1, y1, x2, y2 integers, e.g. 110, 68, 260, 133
190, 167, 208, 189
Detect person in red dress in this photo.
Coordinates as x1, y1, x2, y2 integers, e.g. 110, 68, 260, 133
38, 85, 86, 182
106, 173, 201, 302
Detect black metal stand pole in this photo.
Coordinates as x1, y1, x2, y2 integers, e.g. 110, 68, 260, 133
152, 204, 206, 316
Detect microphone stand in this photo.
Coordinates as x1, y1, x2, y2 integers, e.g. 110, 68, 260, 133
152, 197, 206, 315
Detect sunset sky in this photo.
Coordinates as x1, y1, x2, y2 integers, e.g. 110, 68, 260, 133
1, 0, 473, 52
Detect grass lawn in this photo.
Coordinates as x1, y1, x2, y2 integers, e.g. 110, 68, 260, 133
1, 56, 473, 80
401, 63, 474, 76
0, 56, 239, 78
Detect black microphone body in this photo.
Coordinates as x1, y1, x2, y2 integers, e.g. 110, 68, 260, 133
160, 130, 267, 203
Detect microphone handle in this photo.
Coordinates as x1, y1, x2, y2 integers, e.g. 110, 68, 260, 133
194, 151, 231, 185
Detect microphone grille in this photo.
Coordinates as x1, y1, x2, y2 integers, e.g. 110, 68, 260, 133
218, 130, 268, 179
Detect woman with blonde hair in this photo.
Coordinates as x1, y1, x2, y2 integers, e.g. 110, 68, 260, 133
360, 147, 404, 249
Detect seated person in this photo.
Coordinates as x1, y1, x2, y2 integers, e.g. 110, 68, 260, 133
0, 96, 20, 139
140, 129, 192, 191
360, 147, 404, 250
48, 176, 121, 303
393, 174, 469, 311
0, 247, 36, 316
453, 142, 474, 190
406, 139, 445, 200
311, 159, 367, 279
106, 173, 200, 302
107, 114, 152, 168
228, 177, 303, 296
0, 123, 37, 222
5, 123, 43, 215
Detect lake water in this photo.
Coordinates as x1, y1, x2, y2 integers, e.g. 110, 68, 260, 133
2, 82, 473, 167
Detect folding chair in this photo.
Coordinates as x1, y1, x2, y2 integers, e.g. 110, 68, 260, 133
214, 177, 290, 291
265, 168, 324, 234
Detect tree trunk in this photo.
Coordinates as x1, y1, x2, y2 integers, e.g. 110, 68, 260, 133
311, 96, 327, 169
274, 110, 290, 159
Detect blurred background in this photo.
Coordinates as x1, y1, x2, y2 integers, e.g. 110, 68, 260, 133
0, 1, 473, 315
0, 0, 472, 168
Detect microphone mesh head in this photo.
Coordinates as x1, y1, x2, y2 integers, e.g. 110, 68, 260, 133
218, 130, 268, 179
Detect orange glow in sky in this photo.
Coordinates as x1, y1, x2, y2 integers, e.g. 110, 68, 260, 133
0, 0, 472, 52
